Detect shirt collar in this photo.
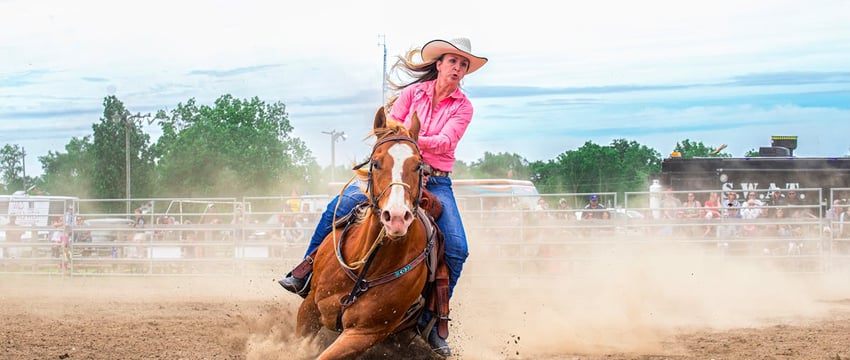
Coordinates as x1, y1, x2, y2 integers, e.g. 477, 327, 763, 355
416, 80, 465, 100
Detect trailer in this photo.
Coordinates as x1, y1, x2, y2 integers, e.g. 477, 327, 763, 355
657, 136, 850, 207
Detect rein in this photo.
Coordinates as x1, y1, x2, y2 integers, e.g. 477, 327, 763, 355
335, 208, 436, 333
333, 134, 430, 332
333, 134, 423, 271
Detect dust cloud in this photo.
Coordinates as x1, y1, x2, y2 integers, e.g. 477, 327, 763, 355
449, 239, 850, 359
3, 234, 850, 359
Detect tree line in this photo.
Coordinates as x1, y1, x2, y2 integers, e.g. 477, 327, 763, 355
1, 94, 733, 200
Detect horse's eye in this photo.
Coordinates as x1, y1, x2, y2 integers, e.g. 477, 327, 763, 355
371, 159, 380, 170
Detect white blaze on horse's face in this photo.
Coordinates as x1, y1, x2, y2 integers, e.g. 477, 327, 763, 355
380, 142, 416, 238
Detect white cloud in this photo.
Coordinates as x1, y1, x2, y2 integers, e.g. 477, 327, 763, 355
1, 0, 848, 178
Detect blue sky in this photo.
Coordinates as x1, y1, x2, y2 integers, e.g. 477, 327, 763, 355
1, 0, 849, 177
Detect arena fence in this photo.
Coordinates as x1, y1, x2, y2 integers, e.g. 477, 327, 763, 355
2, 190, 849, 281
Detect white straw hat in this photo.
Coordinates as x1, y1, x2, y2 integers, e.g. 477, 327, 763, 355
421, 37, 488, 74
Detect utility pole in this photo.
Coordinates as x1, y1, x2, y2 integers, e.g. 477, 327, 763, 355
114, 111, 151, 216
20, 147, 26, 184
322, 130, 347, 182
125, 116, 130, 215
378, 34, 387, 103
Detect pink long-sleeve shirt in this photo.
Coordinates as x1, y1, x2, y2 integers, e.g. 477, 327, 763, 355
389, 80, 473, 173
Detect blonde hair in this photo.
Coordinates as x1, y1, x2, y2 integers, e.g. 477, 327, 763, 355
384, 48, 440, 111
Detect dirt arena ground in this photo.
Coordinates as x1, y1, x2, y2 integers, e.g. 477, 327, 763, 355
3, 245, 850, 359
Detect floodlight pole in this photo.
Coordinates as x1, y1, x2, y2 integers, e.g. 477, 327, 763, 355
20, 147, 26, 187
115, 111, 151, 216
322, 129, 346, 182
378, 34, 387, 103
125, 118, 130, 215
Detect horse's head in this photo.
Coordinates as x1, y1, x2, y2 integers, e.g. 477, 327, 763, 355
358, 107, 424, 238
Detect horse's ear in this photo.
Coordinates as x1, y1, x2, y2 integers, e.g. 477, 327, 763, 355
373, 106, 387, 131
409, 111, 420, 142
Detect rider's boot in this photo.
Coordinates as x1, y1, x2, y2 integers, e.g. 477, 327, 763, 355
419, 311, 451, 357
278, 272, 312, 298
277, 254, 315, 298
426, 323, 451, 357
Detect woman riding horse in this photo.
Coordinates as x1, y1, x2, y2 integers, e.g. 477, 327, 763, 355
280, 37, 488, 356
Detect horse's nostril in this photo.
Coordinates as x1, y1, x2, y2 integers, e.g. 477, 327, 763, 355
403, 211, 412, 222
382, 211, 391, 222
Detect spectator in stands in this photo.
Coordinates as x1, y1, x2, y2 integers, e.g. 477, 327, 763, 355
74, 216, 90, 243
534, 198, 555, 221
557, 198, 573, 221
703, 192, 722, 219
826, 199, 843, 220
838, 206, 850, 252
582, 194, 606, 220
722, 192, 741, 217
5, 215, 23, 242
58, 225, 71, 271
130, 208, 146, 259
661, 189, 682, 219
682, 192, 703, 219
717, 202, 742, 239
740, 192, 764, 219
785, 190, 817, 218
702, 192, 722, 237
767, 189, 786, 205
739, 192, 764, 236
49, 216, 64, 258
785, 189, 802, 205
3, 216, 23, 258
535, 198, 549, 211
771, 207, 799, 238
133, 208, 145, 228
64, 206, 75, 230
679, 192, 703, 236
824, 199, 845, 236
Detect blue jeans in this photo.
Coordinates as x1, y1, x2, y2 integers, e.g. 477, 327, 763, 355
303, 176, 469, 298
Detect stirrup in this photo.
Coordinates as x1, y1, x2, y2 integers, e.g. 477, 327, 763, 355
278, 272, 312, 298
426, 325, 451, 357
419, 316, 451, 357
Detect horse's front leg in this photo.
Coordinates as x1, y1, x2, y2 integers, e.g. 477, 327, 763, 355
295, 293, 322, 338
317, 329, 385, 360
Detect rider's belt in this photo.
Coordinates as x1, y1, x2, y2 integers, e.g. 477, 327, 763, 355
431, 168, 451, 178
424, 163, 451, 178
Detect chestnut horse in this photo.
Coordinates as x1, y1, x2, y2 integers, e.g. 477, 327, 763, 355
296, 108, 443, 359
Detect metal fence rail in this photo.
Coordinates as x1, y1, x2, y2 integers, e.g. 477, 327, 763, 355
1, 192, 847, 278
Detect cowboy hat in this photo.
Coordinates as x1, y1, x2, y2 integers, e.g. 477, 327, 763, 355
421, 37, 488, 74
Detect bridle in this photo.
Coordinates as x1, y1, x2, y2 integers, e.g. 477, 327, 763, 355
352, 135, 425, 214
332, 134, 433, 331
331, 134, 425, 272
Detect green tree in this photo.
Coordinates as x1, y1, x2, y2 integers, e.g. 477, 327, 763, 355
152, 95, 315, 197
529, 139, 661, 196
450, 160, 471, 179
744, 148, 759, 157
673, 139, 731, 158
39, 136, 97, 198
467, 152, 528, 179
90, 96, 156, 202
0, 144, 25, 193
